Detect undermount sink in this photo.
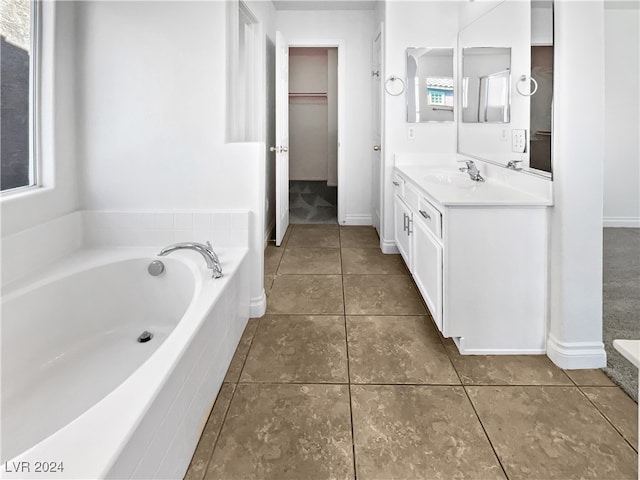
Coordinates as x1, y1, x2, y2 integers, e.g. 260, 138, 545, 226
423, 171, 480, 188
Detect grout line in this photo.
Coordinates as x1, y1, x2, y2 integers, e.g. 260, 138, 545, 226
575, 386, 639, 453
202, 318, 263, 477
229, 381, 601, 387
462, 385, 511, 480
234, 317, 261, 383
443, 329, 510, 478
341, 233, 359, 480
201, 383, 239, 480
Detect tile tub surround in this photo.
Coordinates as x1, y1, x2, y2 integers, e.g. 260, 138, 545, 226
81, 210, 249, 248
184, 225, 638, 480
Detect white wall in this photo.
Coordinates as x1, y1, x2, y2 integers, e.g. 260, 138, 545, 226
380, 1, 458, 249
289, 48, 330, 181
603, 6, 640, 227
76, 1, 269, 315
1, 1, 79, 237
243, 0, 277, 243
77, 1, 226, 210
547, 1, 606, 368
327, 47, 338, 186
458, 0, 504, 31
276, 9, 376, 224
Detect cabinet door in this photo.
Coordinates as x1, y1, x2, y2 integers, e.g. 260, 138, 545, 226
413, 217, 443, 331
394, 195, 412, 268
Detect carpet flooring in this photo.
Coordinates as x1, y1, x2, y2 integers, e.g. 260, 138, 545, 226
603, 228, 639, 402
289, 180, 337, 224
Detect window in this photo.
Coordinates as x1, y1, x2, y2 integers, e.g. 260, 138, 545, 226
227, 0, 258, 142
1, 0, 39, 192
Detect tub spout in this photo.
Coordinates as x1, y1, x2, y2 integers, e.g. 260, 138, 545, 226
158, 241, 223, 278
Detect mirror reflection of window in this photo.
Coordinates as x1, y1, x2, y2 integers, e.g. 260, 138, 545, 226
426, 78, 454, 107
461, 47, 511, 124
480, 70, 510, 123
406, 48, 454, 123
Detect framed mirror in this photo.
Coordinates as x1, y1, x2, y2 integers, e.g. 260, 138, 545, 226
406, 48, 454, 123
461, 47, 511, 123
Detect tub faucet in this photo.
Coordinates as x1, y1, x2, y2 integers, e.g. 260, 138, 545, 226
158, 241, 223, 278
457, 159, 485, 182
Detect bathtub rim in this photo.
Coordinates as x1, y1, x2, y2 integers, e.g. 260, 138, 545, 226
0, 246, 249, 478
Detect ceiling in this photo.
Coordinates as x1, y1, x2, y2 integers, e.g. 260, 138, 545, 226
272, 0, 380, 11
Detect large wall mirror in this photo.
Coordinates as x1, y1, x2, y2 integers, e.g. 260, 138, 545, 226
462, 47, 511, 123
529, 1, 554, 173
457, 0, 554, 177
406, 48, 454, 123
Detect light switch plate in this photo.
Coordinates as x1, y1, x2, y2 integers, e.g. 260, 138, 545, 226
512, 129, 526, 153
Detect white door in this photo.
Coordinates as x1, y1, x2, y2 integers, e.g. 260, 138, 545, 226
372, 30, 383, 235
273, 31, 290, 246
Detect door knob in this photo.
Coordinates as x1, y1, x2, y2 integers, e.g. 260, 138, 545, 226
373, 145, 381, 151
270, 146, 288, 153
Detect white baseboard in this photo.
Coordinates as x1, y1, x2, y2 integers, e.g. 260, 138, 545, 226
453, 336, 545, 355
603, 216, 640, 228
342, 214, 372, 226
264, 218, 275, 248
380, 237, 399, 254
250, 291, 266, 318
546, 334, 607, 369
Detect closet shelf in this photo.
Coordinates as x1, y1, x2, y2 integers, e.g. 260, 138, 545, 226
289, 93, 328, 97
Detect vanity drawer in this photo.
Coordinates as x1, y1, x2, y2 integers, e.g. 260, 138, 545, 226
392, 173, 405, 196
404, 182, 420, 212
417, 196, 442, 238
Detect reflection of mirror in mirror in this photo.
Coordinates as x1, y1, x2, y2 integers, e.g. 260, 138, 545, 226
462, 47, 511, 123
406, 48, 454, 123
530, 0, 554, 174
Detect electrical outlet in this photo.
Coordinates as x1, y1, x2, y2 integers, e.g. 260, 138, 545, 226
407, 127, 415, 140
512, 129, 526, 153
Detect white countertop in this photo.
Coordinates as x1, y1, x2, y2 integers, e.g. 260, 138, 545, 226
395, 164, 553, 207
613, 339, 640, 369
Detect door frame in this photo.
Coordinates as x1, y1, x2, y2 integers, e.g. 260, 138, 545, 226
287, 39, 346, 225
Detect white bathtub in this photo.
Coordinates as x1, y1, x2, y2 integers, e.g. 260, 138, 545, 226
1, 246, 250, 479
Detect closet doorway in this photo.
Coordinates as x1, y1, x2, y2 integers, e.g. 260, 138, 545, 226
288, 47, 339, 224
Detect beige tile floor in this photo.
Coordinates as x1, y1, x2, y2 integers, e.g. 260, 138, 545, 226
186, 225, 638, 480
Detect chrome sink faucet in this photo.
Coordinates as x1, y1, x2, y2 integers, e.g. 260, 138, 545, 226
158, 241, 223, 278
458, 159, 485, 182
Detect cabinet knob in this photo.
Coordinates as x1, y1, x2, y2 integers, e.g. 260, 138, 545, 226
392, 181, 400, 186
373, 145, 381, 151
419, 210, 431, 220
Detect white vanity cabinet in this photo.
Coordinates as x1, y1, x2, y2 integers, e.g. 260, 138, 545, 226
393, 194, 413, 267
413, 210, 443, 332
392, 166, 550, 355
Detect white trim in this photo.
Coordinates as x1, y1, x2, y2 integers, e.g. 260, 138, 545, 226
251, 291, 267, 318
380, 238, 399, 254
287, 38, 346, 225
603, 217, 640, 228
343, 214, 372, 226
264, 216, 275, 247
546, 334, 607, 369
